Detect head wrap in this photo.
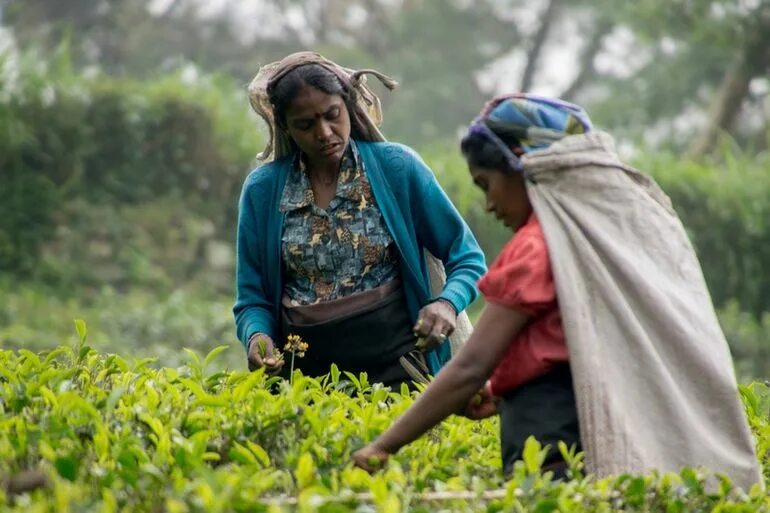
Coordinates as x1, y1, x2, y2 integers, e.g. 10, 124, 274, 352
248, 51, 398, 161
467, 93, 593, 172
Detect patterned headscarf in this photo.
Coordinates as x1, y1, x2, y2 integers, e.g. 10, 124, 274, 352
248, 51, 398, 161
467, 93, 593, 172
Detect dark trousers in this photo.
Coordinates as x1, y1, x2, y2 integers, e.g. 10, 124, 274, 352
499, 364, 581, 478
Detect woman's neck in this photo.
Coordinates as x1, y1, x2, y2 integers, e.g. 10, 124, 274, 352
304, 148, 345, 186
306, 159, 339, 186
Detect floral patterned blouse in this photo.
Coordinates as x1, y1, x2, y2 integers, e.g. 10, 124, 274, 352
279, 142, 399, 305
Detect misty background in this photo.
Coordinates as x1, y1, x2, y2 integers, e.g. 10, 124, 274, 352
1, 0, 768, 378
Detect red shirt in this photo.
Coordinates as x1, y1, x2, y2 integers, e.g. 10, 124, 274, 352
477, 214, 568, 396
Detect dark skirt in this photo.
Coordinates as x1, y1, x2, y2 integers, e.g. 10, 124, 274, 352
499, 364, 581, 478
278, 287, 419, 389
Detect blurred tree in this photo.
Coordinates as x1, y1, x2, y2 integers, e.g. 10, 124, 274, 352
559, 13, 613, 102
6, 0, 151, 73
680, 1, 770, 157
568, 0, 770, 154
4, 0, 768, 150
3, 0, 261, 76
3, 0, 523, 142
219, 0, 527, 143
519, 0, 563, 93
370, 0, 524, 142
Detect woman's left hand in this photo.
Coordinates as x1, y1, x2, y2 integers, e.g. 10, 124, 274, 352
414, 300, 457, 351
462, 384, 499, 420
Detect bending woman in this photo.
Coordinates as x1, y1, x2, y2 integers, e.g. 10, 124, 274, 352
353, 94, 761, 490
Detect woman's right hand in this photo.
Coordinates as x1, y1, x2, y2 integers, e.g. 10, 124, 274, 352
247, 334, 284, 374
352, 442, 391, 473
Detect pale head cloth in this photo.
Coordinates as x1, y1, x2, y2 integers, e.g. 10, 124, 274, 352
247, 51, 398, 162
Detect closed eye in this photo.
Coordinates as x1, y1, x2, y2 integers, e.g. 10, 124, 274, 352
293, 119, 314, 131
325, 106, 340, 120
473, 178, 487, 191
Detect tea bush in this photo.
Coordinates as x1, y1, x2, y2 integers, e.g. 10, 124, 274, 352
4, 282, 769, 381
0, 284, 243, 371
717, 301, 770, 381
0, 338, 767, 512
0, 48, 257, 280
647, 149, 770, 319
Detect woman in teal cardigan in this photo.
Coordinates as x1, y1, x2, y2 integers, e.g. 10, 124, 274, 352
234, 52, 486, 387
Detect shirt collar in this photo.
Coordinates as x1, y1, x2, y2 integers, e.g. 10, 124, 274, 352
279, 140, 365, 212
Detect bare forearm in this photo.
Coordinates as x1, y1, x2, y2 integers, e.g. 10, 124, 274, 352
369, 303, 530, 456
375, 358, 486, 453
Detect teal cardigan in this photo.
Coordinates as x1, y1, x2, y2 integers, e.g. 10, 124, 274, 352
233, 140, 487, 373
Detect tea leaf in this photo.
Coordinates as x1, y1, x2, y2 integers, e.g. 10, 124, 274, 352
183, 347, 202, 367
522, 436, 545, 475
295, 453, 316, 489
39, 386, 58, 407
246, 441, 271, 468
55, 455, 79, 481
42, 347, 68, 366
0, 344, 766, 511
74, 319, 88, 344
203, 345, 230, 368
532, 498, 559, 513
19, 349, 42, 369
0, 362, 19, 384
626, 477, 648, 508
330, 363, 341, 385
739, 384, 759, 417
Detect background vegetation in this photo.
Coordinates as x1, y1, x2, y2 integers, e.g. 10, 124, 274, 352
1, 36, 769, 379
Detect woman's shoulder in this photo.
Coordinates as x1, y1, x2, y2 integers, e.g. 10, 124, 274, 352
356, 140, 430, 185
480, 215, 553, 306
242, 156, 293, 191
356, 140, 423, 165
498, 215, 548, 263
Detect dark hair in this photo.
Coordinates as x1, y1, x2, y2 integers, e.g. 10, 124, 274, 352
460, 120, 521, 174
269, 64, 355, 128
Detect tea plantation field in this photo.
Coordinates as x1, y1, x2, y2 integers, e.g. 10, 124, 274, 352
1, 331, 768, 512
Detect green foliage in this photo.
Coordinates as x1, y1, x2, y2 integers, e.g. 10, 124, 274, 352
0, 49, 82, 274
739, 382, 770, 484
0, 47, 258, 279
0, 344, 767, 511
35, 197, 234, 291
718, 301, 770, 381
0, 166, 59, 275
644, 148, 770, 317
0, 284, 244, 371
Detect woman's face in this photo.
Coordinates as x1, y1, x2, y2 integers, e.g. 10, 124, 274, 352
284, 84, 351, 168
470, 165, 532, 231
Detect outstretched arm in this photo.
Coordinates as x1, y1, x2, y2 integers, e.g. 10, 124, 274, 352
353, 302, 528, 470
